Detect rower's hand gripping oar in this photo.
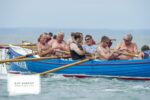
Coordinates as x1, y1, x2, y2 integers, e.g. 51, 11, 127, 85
13, 53, 37, 59
112, 49, 139, 57
0, 48, 69, 64
0, 52, 38, 65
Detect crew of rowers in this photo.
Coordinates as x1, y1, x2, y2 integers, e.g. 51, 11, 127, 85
37, 32, 150, 60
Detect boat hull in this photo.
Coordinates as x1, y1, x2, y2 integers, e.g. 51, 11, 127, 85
7, 46, 150, 80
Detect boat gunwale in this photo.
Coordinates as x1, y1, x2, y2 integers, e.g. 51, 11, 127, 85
32, 59, 150, 66
8, 47, 150, 66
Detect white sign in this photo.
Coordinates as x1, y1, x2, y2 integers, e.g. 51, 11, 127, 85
7, 74, 41, 96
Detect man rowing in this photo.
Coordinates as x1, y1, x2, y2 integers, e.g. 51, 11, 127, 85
48, 32, 69, 56
37, 33, 51, 56
82, 35, 97, 54
97, 36, 121, 60
37, 32, 69, 57
116, 34, 138, 60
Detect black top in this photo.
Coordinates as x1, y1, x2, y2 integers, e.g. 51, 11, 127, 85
70, 43, 85, 60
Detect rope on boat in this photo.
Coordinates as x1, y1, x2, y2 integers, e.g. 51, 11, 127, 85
40, 58, 90, 76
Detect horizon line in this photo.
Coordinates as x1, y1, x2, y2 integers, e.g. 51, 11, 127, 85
0, 27, 150, 31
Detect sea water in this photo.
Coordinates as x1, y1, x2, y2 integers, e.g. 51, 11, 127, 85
0, 75, 150, 100
0, 28, 150, 49
0, 28, 150, 100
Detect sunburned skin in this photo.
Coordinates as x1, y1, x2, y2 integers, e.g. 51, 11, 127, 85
115, 34, 138, 60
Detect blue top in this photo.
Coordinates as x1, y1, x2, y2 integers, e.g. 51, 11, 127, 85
144, 50, 150, 59
82, 45, 97, 54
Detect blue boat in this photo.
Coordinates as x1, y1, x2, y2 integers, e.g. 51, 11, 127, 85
7, 46, 150, 80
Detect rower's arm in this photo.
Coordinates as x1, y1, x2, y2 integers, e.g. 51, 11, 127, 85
37, 43, 42, 53
70, 43, 85, 55
96, 47, 112, 60
133, 43, 138, 53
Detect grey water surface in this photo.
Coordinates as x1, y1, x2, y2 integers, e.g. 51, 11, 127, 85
0, 75, 150, 100
0, 28, 150, 49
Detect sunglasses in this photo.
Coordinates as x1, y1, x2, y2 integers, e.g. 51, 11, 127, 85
85, 38, 91, 41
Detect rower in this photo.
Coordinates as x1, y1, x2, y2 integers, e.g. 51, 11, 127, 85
97, 36, 120, 60
82, 35, 97, 54
48, 32, 69, 56
116, 33, 138, 60
45, 32, 53, 43
139, 45, 150, 59
37, 33, 51, 56
70, 32, 86, 60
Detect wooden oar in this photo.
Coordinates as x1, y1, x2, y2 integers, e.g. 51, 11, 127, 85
55, 50, 70, 55
40, 58, 90, 76
0, 45, 36, 48
12, 53, 37, 60
0, 45, 37, 52
0, 56, 59, 64
0, 44, 36, 47
111, 49, 139, 57
4, 46, 69, 63
120, 52, 139, 57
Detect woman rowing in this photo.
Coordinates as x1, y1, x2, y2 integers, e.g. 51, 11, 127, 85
70, 32, 86, 60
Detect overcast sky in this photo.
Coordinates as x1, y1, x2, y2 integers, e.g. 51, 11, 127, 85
0, 0, 150, 29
